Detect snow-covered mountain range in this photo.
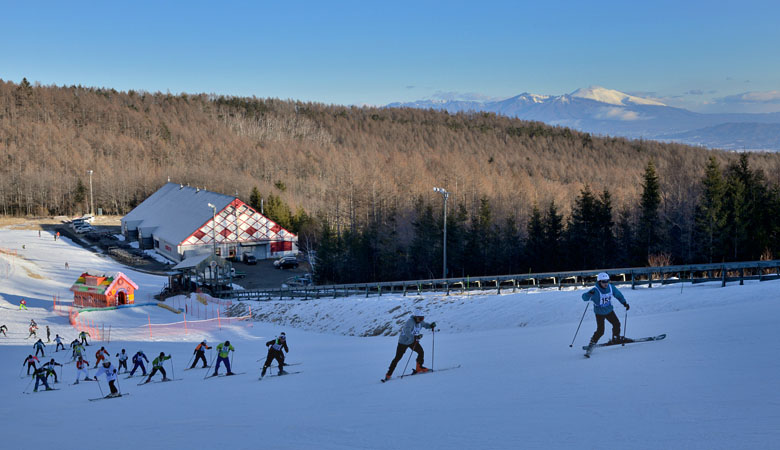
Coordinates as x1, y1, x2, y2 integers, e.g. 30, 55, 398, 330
388, 86, 780, 151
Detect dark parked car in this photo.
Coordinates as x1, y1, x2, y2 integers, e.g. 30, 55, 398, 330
274, 256, 299, 269
242, 254, 257, 265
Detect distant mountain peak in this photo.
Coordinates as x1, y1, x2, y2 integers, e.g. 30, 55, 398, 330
570, 86, 665, 107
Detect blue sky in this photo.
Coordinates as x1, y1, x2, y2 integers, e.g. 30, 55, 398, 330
2, 0, 779, 113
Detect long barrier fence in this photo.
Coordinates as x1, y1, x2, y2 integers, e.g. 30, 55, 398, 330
52, 293, 251, 343
216, 259, 780, 301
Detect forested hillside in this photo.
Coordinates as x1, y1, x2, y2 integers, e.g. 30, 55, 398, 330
2, 79, 779, 282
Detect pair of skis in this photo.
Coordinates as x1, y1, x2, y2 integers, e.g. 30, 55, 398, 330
583, 334, 666, 358
89, 393, 129, 402
381, 365, 461, 383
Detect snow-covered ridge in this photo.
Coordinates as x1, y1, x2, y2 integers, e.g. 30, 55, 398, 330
570, 86, 666, 106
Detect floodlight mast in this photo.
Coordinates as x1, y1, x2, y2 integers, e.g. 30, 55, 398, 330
433, 187, 450, 279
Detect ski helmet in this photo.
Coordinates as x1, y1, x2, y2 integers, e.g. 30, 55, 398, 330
597, 272, 610, 282
103, 360, 111, 366
160, 352, 165, 357
412, 309, 424, 318
279, 332, 286, 341
225, 340, 230, 346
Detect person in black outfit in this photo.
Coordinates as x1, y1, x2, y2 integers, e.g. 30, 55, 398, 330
32, 366, 53, 392
42, 358, 62, 383
190, 341, 211, 369
261, 333, 289, 377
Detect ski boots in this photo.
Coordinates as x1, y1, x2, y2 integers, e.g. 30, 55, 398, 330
162, 377, 171, 381
413, 362, 430, 374
384, 373, 392, 381
261, 366, 268, 377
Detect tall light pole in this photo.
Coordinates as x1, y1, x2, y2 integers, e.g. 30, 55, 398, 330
87, 170, 94, 215
433, 187, 450, 279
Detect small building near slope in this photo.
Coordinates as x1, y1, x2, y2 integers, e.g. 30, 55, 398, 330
71, 272, 139, 308
120, 182, 297, 263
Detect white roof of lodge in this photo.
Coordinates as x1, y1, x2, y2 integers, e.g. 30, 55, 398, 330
122, 183, 233, 246
171, 252, 213, 270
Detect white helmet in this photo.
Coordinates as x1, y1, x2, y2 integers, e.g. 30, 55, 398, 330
597, 272, 610, 282
412, 309, 424, 318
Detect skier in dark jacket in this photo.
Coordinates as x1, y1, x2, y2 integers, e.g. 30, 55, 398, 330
42, 358, 63, 383
190, 341, 211, 369
384, 309, 436, 381
0, 324, 7, 337
582, 272, 631, 351
34, 339, 46, 357
23, 355, 39, 375
261, 333, 289, 377
32, 366, 53, 392
129, 350, 149, 376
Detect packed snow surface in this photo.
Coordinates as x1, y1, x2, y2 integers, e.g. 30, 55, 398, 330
1, 227, 779, 449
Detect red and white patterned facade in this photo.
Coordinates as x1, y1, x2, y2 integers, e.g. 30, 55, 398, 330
180, 198, 295, 259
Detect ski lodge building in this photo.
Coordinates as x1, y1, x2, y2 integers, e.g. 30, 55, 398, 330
71, 272, 138, 308
121, 183, 297, 263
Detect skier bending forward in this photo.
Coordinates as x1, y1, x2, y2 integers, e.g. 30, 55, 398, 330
384, 309, 436, 381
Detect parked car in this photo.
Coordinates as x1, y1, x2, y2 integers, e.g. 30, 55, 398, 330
74, 224, 94, 234
273, 256, 299, 269
242, 254, 257, 265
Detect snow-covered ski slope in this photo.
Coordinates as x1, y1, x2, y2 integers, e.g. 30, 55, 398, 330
1, 227, 779, 449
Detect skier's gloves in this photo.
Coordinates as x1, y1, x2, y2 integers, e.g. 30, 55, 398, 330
625, 304, 630, 311
430, 322, 437, 328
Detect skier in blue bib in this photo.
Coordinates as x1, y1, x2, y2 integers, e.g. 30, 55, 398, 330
582, 272, 630, 348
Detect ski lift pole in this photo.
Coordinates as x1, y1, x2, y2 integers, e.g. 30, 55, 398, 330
569, 303, 590, 347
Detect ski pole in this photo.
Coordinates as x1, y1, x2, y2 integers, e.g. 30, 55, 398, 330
622, 308, 628, 347
399, 341, 416, 379
570, 303, 590, 347
203, 353, 217, 379
23, 376, 33, 394
18, 364, 24, 378
170, 356, 175, 380
115, 374, 122, 395
230, 351, 234, 372
96, 378, 105, 398
432, 328, 436, 371
185, 353, 195, 370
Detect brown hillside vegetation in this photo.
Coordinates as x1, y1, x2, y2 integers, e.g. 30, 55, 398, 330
2, 79, 779, 224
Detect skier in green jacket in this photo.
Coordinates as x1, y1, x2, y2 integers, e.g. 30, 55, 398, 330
213, 341, 235, 376
143, 352, 171, 383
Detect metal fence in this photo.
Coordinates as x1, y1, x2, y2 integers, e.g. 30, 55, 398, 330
215, 259, 780, 301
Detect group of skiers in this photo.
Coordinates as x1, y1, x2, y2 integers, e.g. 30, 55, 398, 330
17, 273, 632, 395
